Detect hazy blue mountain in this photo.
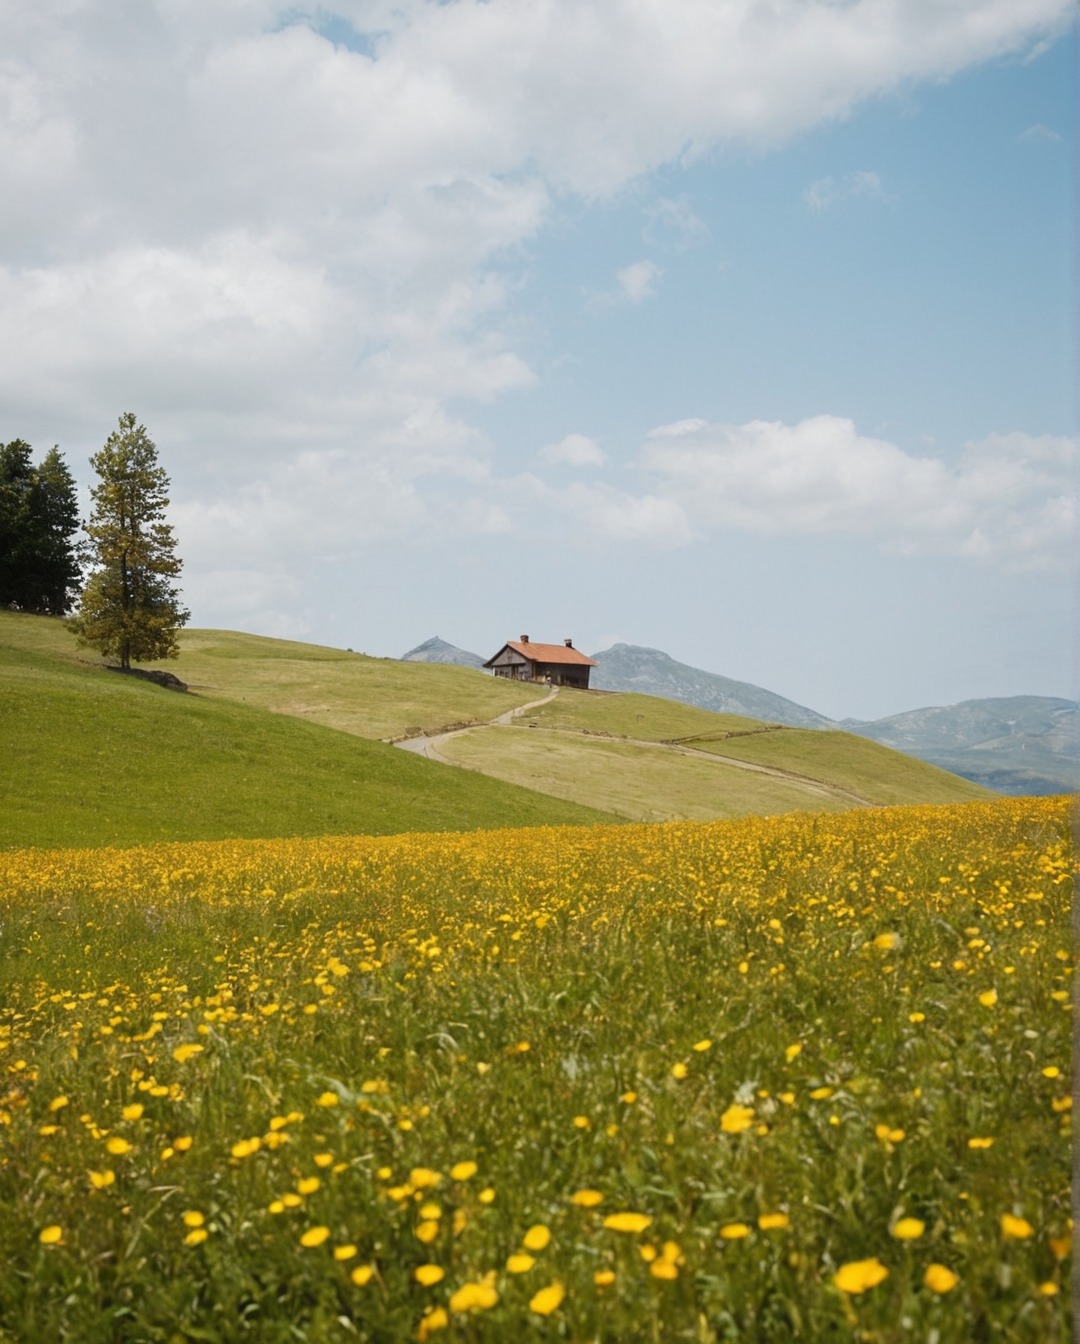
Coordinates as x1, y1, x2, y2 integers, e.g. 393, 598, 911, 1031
401, 636, 486, 670
843, 696, 1078, 796
589, 643, 834, 729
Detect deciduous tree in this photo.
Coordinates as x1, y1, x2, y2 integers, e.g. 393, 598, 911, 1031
70, 413, 189, 668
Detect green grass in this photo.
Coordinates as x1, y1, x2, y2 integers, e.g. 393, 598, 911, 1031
440, 727, 852, 821
523, 689, 765, 740
0, 614, 615, 848
0, 799, 1070, 1341
143, 627, 538, 740
690, 727, 993, 806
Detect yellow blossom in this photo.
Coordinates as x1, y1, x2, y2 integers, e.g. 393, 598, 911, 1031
758, 1212, 790, 1230
892, 1217, 925, 1240
571, 1189, 604, 1208
720, 1103, 755, 1134
834, 1258, 889, 1294
39, 1225, 63, 1246
448, 1280, 498, 1313
529, 1282, 565, 1316
923, 1263, 959, 1293
603, 1212, 652, 1234
1000, 1214, 1034, 1240
507, 1253, 535, 1273
720, 1222, 750, 1240
415, 1264, 445, 1286
299, 1226, 330, 1248
351, 1265, 375, 1285
449, 1161, 477, 1181
88, 1170, 115, 1189
522, 1224, 551, 1251
594, 1269, 616, 1286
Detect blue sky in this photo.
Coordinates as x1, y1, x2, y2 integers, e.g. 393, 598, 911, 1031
1, 1, 1074, 719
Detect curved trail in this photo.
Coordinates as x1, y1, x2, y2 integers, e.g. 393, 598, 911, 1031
393, 688, 872, 808
393, 686, 561, 763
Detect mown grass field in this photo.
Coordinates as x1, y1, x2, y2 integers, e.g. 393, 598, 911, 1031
440, 690, 992, 822
0, 614, 613, 849
0, 796, 1070, 1342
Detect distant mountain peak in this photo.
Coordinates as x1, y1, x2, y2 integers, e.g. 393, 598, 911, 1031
401, 636, 486, 670
588, 643, 834, 730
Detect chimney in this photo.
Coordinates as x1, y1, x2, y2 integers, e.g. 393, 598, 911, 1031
520, 634, 529, 643
564, 638, 573, 647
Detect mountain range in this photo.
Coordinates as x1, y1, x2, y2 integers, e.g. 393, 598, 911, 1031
401, 637, 1077, 796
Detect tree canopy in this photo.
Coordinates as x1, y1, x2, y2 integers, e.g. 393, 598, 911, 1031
0, 439, 83, 616
69, 413, 189, 668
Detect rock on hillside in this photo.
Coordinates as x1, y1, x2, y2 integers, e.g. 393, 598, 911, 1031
843, 696, 1078, 796
590, 644, 834, 729
401, 636, 487, 670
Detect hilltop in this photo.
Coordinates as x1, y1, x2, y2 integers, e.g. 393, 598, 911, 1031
0, 613, 995, 847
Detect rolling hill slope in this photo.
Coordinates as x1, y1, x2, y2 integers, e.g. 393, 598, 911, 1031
1, 614, 997, 846
0, 613, 615, 849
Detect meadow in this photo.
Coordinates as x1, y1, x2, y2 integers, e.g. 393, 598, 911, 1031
0, 796, 1071, 1341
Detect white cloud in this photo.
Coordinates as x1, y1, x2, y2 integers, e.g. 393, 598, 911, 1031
616, 259, 663, 303
803, 171, 890, 212
540, 433, 607, 467
639, 416, 1077, 570
1016, 122, 1063, 142
0, 0, 1072, 628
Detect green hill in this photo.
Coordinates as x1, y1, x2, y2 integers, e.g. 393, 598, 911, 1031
0, 614, 994, 847
436, 688, 994, 820
0, 613, 615, 849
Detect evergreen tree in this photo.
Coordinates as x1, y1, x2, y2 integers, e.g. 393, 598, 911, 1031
0, 439, 83, 615
70, 413, 189, 668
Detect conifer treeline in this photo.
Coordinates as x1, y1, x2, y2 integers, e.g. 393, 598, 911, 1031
0, 440, 82, 616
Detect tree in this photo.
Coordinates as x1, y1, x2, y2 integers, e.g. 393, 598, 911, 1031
0, 439, 83, 615
70, 413, 190, 668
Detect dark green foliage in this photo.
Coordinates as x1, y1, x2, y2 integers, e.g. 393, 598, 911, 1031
69, 413, 190, 668
0, 439, 83, 615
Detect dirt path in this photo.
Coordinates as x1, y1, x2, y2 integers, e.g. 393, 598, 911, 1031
395, 688, 872, 808
393, 686, 560, 763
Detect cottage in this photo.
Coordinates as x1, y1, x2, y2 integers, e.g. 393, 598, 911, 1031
484, 635, 597, 690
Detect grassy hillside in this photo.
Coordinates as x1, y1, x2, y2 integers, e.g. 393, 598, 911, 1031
0, 614, 614, 849
145, 627, 536, 739
437, 689, 993, 821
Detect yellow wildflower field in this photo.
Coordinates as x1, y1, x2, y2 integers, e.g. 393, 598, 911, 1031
0, 797, 1072, 1341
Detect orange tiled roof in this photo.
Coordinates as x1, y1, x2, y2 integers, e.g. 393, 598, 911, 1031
488, 640, 597, 667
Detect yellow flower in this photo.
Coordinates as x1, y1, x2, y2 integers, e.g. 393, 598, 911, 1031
1037, 1282, 1060, 1297
1042, 1066, 1061, 1079
593, 1269, 616, 1287
410, 1168, 441, 1189
297, 1177, 320, 1195
923, 1263, 959, 1294
122, 1103, 144, 1121
671, 1062, 688, 1080
833, 1258, 889, 1294
968, 1137, 994, 1149
619, 1091, 637, 1104
908, 1012, 926, 1023
416, 1221, 439, 1244
230, 1137, 260, 1159
719, 1222, 750, 1240
48, 1096, 69, 1113
572, 1114, 590, 1129
978, 989, 998, 1007
181, 1211, 205, 1228
603, 1212, 652, 1234
650, 1258, 678, 1279
183, 1228, 208, 1247
784, 1043, 803, 1062
891, 1217, 925, 1240
448, 1280, 498, 1313
415, 1264, 445, 1286
300, 1226, 330, 1248
529, 1282, 565, 1316
507, 1253, 535, 1273
809, 1086, 834, 1100
692, 1039, 712, 1052
873, 932, 900, 951
419, 1202, 441, 1220
88, 1170, 116, 1189
416, 1306, 448, 1339
39, 1225, 63, 1246
172, 1043, 203, 1063
334, 1244, 357, 1261
314, 1152, 334, 1168
449, 1161, 477, 1181
571, 1189, 604, 1208
174, 1136, 193, 1152
316, 1091, 339, 1107
351, 1265, 375, 1286
720, 1103, 755, 1134
758, 1212, 790, 1230
522, 1224, 551, 1252
105, 1137, 133, 1156
1000, 1214, 1034, 1240
478, 1188, 495, 1205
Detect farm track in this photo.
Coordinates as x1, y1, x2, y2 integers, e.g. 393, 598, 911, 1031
394, 688, 874, 809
